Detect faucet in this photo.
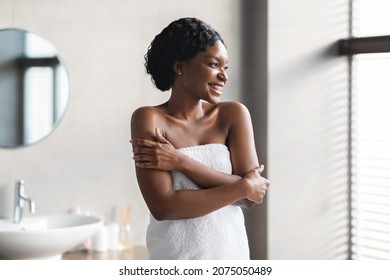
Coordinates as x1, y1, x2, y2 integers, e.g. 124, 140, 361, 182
13, 180, 35, 223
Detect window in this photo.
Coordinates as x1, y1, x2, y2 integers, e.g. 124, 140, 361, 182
340, 0, 390, 259
352, 53, 390, 259
22, 32, 68, 144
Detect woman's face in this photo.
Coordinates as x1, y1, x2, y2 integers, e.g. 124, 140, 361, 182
179, 40, 229, 104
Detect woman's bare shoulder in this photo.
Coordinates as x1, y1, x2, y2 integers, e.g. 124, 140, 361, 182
217, 101, 250, 119
131, 105, 165, 138
131, 105, 166, 123
132, 105, 156, 119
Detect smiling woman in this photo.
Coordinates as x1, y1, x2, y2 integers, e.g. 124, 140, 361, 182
172, 40, 229, 105
130, 17, 269, 260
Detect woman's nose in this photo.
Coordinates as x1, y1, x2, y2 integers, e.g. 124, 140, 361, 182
218, 69, 228, 82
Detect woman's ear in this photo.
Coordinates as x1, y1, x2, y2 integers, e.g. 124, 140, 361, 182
173, 61, 183, 76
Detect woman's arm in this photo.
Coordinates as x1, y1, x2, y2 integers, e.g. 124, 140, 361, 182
131, 128, 242, 188
224, 102, 260, 176
131, 107, 267, 220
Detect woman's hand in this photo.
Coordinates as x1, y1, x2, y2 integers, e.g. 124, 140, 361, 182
243, 165, 270, 204
131, 128, 182, 171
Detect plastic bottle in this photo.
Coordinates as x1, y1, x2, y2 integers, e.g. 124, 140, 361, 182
91, 225, 108, 252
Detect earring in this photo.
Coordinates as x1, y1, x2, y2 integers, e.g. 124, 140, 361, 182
178, 71, 182, 75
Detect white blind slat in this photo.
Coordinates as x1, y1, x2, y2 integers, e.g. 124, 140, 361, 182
351, 1, 390, 260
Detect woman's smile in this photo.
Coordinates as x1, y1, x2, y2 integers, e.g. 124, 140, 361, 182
208, 82, 224, 96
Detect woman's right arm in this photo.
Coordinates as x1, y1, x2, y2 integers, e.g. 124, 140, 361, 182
131, 132, 243, 188
131, 107, 266, 220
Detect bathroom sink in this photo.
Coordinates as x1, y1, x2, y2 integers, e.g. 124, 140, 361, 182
0, 214, 102, 260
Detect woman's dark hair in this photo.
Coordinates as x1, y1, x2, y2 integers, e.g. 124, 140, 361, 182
144, 17, 224, 91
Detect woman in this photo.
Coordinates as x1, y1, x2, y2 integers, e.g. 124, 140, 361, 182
130, 17, 269, 260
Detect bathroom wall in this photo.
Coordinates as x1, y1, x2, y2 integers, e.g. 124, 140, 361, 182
268, 0, 351, 259
0, 0, 241, 246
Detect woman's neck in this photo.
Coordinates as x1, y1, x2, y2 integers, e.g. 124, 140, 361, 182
165, 91, 205, 121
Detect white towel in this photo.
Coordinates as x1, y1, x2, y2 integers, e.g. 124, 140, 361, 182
146, 143, 250, 260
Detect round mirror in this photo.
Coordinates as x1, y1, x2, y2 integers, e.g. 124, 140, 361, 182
0, 28, 70, 148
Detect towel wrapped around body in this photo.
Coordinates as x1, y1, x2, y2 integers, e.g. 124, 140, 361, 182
146, 143, 250, 260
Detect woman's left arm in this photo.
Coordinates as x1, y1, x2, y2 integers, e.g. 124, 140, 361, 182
220, 102, 261, 208
224, 102, 260, 177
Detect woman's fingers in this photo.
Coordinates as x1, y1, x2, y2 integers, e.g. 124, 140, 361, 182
155, 128, 171, 144
251, 164, 264, 175
130, 127, 171, 147
252, 165, 270, 187
135, 161, 153, 168
132, 154, 152, 162
244, 167, 270, 204
133, 153, 159, 169
130, 138, 156, 147
130, 138, 159, 155
132, 145, 153, 155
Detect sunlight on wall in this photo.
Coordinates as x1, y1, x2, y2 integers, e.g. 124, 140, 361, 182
268, 0, 350, 259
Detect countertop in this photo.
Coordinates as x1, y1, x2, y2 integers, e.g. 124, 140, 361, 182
62, 246, 148, 260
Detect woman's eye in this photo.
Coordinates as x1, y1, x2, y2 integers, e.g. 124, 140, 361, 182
208, 62, 228, 71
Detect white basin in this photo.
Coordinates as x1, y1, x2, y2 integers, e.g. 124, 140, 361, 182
0, 214, 102, 260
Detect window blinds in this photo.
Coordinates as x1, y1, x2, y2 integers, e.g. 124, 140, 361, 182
351, 0, 390, 259
352, 0, 390, 37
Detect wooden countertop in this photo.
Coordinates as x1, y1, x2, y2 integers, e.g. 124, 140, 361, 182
62, 246, 148, 260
